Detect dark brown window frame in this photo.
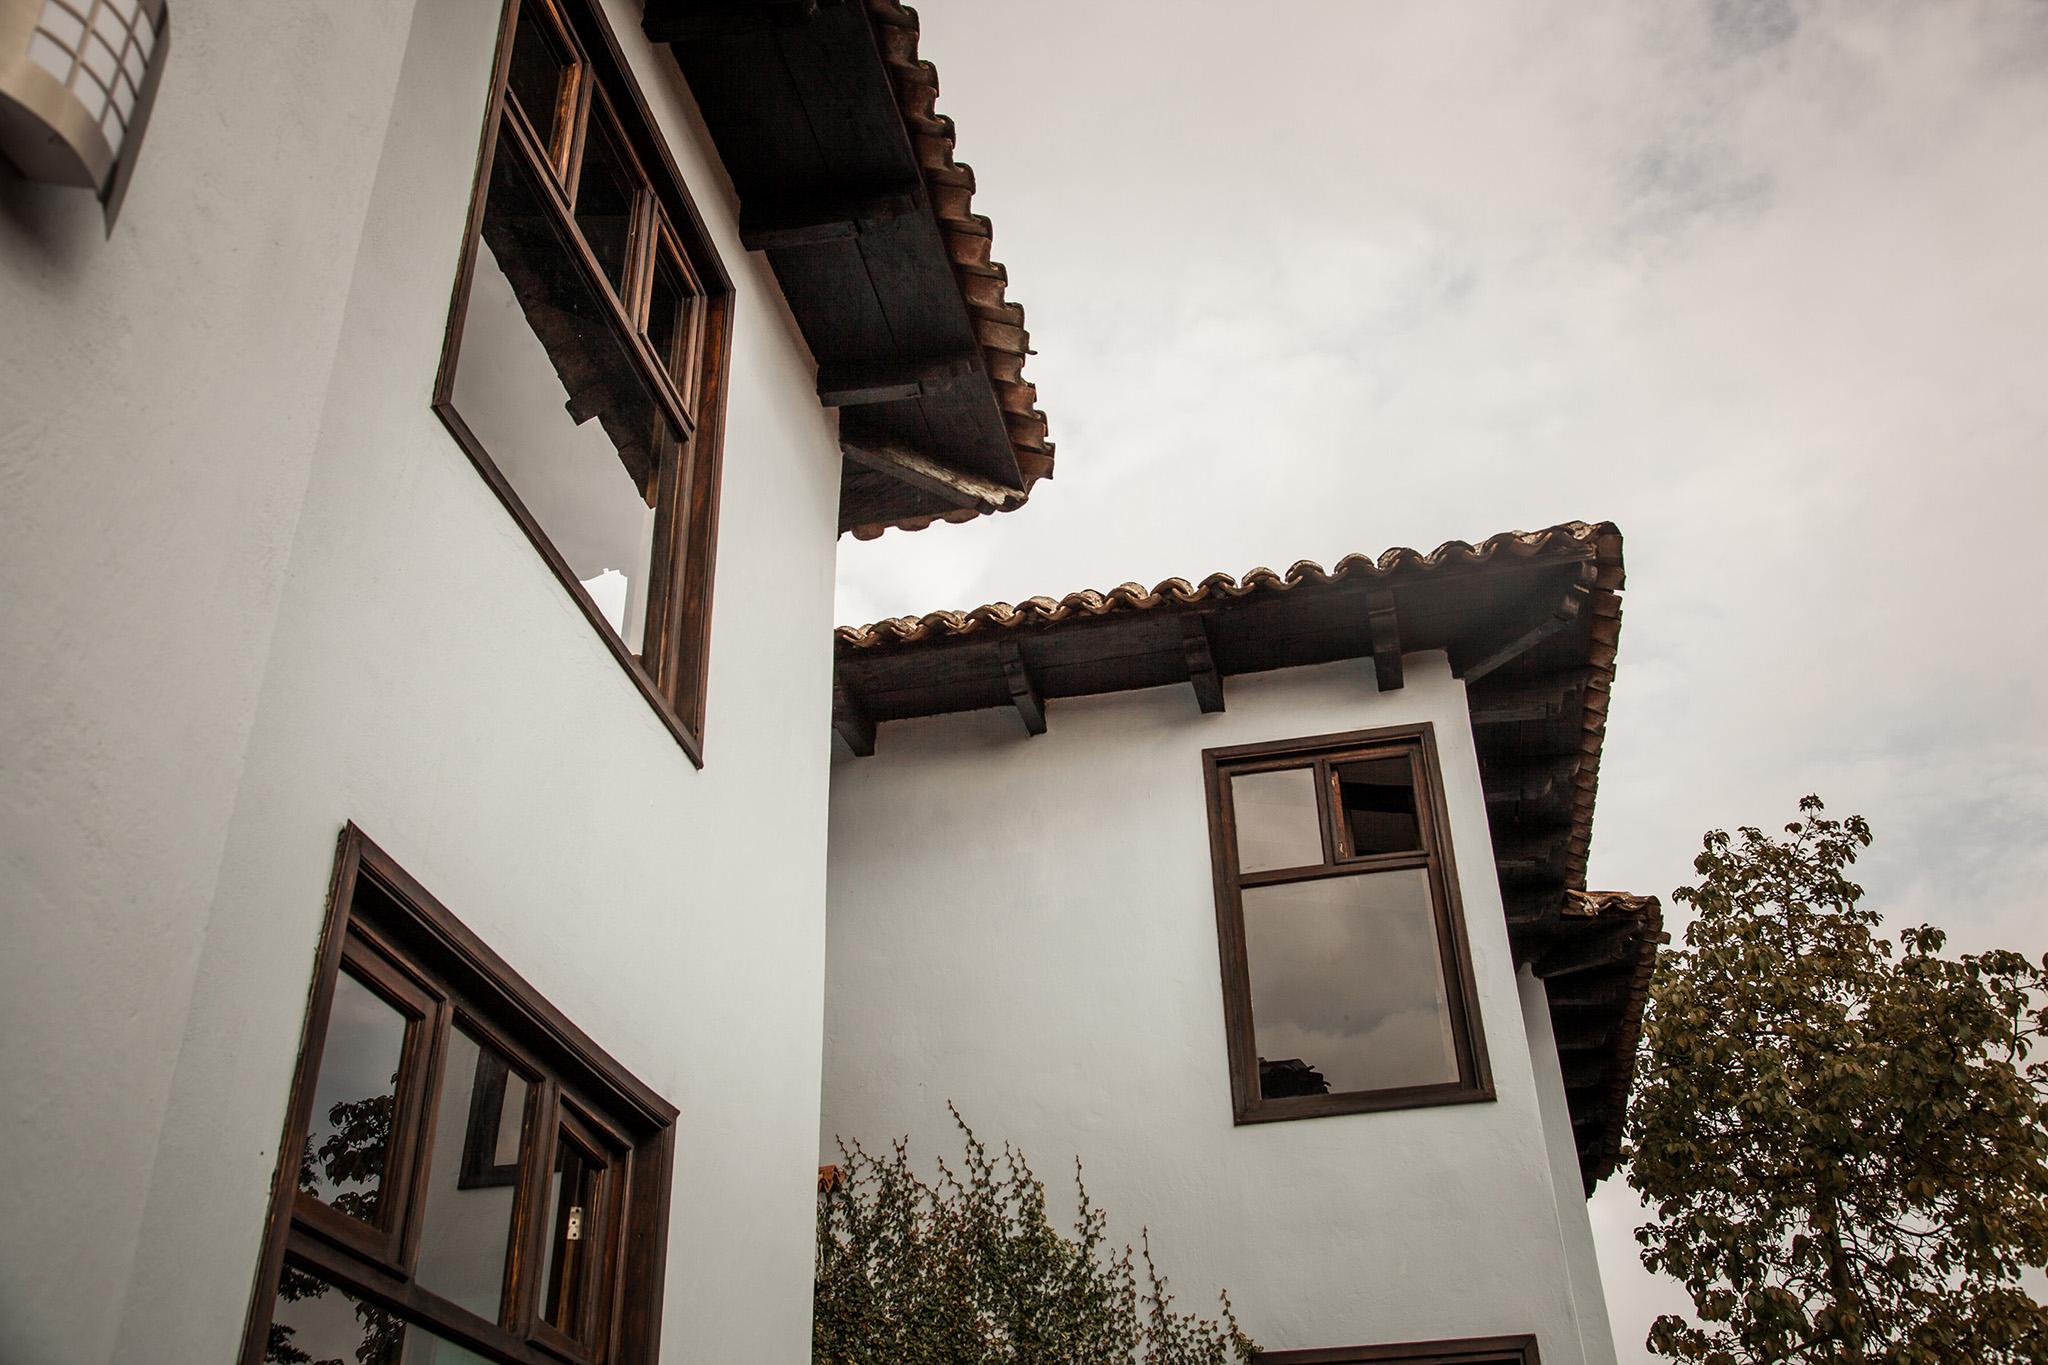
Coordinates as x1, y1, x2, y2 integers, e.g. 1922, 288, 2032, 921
434, 0, 734, 767
1261, 1334, 1541, 1365
1203, 722, 1494, 1124
237, 824, 680, 1365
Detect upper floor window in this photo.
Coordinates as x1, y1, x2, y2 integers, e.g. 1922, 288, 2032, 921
239, 826, 678, 1365
434, 0, 731, 764
1203, 724, 1492, 1122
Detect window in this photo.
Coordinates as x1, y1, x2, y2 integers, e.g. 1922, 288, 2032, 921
238, 826, 678, 1365
1203, 723, 1491, 1122
435, 0, 731, 764
1259, 1336, 1541, 1365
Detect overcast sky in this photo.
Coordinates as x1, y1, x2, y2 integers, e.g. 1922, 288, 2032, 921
832, 2, 2048, 1357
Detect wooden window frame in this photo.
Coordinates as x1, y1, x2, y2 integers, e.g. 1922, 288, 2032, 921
434, 0, 733, 767
236, 825, 680, 1365
1203, 722, 1494, 1124
1260, 1335, 1541, 1364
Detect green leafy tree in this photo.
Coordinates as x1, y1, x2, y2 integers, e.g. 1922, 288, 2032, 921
815, 1107, 1259, 1364
1629, 797, 2048, 1363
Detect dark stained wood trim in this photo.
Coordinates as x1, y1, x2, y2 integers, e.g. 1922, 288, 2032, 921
235, 826, 366, 1365
739, 184, 923, 251
841, 439, 1021, 510
1202, 723, 1493, 1126
1260, 1333, 1541, 1364
1534, 924, 1642, 980
1465, 671, 1586, 726
1366, 588, 1404, 694
238, 824, 679, 1365
817, 352, 980, 407
1481, 755, 1578, 805
997, 640, 1045, 736
832, 680, 877, 757
1181, 615, 1225, 714
1458, 567, 1593, 684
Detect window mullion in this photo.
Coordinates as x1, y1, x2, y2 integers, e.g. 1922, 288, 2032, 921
509, 1077, 566, 1341
394, 997, 458, 1279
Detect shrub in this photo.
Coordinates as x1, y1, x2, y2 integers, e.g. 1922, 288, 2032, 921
815, 1107, 1260, 1364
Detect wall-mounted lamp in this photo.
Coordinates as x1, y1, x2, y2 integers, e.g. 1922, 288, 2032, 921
0, 0, 168, 224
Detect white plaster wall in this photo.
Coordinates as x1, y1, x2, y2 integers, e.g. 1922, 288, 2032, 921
4, 1, 841, 1361
0, 5, 420, 1361
1524, 970, 1622, 1365
823, 655, 1614, 1361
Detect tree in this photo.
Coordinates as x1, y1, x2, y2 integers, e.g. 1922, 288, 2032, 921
1628, 797, 2048, 1363
814, 1107, 1260, 1364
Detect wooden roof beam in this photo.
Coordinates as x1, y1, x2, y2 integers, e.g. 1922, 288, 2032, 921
1366, 589, 1403, 693
1181, 616, 1225, 714
832, 681, 876, 757
1482, 754, 1580, 805
1547, 982, 1625, 1011
1459, 564, 1595, 684
819, 354, 981, 408
1494, 829, 1570, 876
842, 440, 1023, 513
997, 640, 1045, 736
740, 186, 923, 252
1535, 925, 1642, 980
1468, 670, 1590, 726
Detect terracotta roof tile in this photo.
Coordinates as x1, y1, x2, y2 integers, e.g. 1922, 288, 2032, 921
837, 521, 1611, 647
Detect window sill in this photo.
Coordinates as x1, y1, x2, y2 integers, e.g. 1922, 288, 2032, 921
1232, 1080, 1497, 1125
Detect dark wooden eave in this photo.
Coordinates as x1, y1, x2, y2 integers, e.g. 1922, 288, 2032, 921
831, 521, 1656, 1190
646, 0, 1054, 538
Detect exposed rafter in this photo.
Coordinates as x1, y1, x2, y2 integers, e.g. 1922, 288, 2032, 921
841, 440, 1024, 513
997, 640, 1044, 736
1366, 588, 1403, 693
1181, 615, 1225, 714
738, 185, 922, 251
832, 680, 876, 757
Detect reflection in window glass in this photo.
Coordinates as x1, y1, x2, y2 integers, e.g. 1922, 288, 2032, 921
540, 1133, 606, 1341
1230, 767, 1323, 874
506, 4, 573, 158
1333, 754, 1421, 857
645, 237, 698, 396
299, 969, 408, 1225
574, 113, 636, 295
1242, 869, 1459, 1096
456, 134, 666, 653
413, 1027, 530, 1322
266, 1264, 493, 1365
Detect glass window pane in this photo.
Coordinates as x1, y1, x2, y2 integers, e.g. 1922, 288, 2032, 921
299, 969, 410, 1226
573, 113, 637, 296
454, 134, 668, 654
1242, 869, 1460, 1097
1230, 767, 1324, 873
266, 1263, 493, 1365
507, 3, 573, 157
644, 241, 697, 396
1333, 754, 1422, 856
539, 1131, 607, 1341
413, 1027, 531, 1322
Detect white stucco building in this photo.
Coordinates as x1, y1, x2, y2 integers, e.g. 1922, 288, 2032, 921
0, 3, 1655, 1364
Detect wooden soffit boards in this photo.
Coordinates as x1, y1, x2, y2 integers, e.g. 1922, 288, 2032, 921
648, 0, 1053, 538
